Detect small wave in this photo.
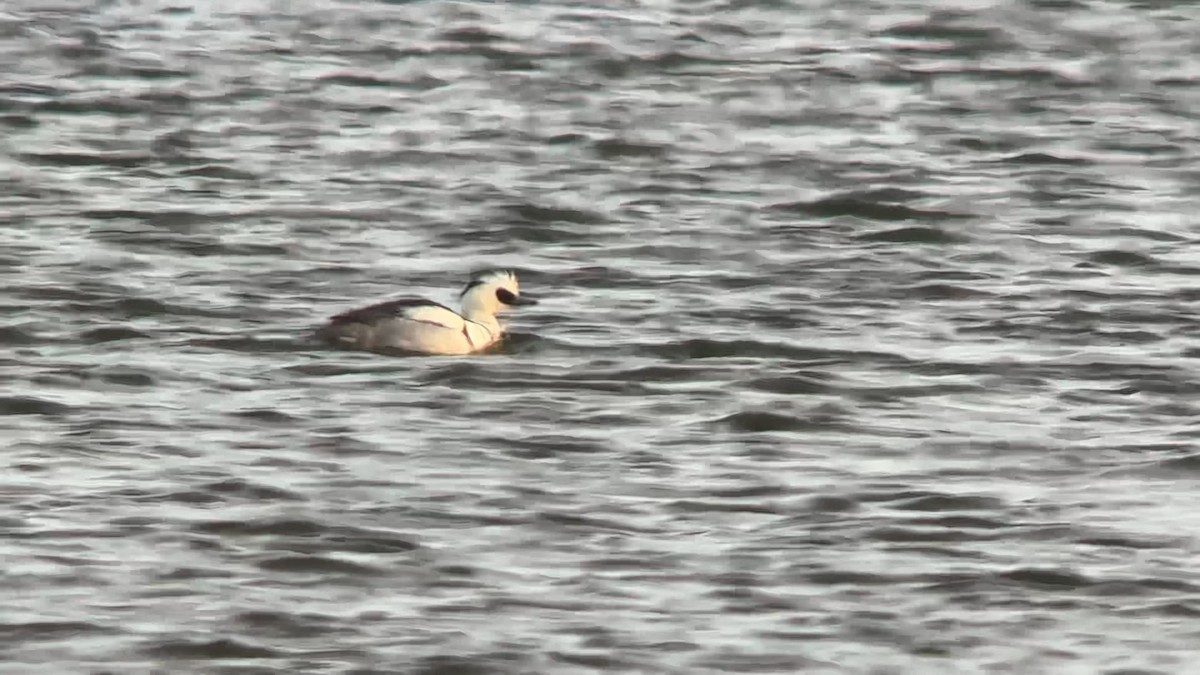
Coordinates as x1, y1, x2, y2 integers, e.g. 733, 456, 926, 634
892, 493, 1008, 512
0, 325, 37, 344
771, 194, 965, 222
0, 621, 112, 641
714, 410, 847, 433
19, 151, 155, 167
856, 226, 962, 244
998, 152, 1093, 166
202, 478, 303, 502
257, 554, 383, 576
142, 637, 284, 659
80, 327, 152, 343
647, 338, 841, 361
1087, 249, 1159, 267
0, 395, 71, 416
235, 610, 347, 639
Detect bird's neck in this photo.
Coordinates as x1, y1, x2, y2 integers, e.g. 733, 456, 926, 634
462, 307, 501, 335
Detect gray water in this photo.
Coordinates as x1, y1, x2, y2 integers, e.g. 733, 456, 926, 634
2, 1, 1200, 673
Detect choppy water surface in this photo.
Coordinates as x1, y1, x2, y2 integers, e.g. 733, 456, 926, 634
3, 0, 1200, 672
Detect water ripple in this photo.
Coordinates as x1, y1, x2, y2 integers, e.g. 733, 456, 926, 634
1, 0, 1198, 672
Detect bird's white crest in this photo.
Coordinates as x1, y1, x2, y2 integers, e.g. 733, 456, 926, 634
460, 269, 519, 296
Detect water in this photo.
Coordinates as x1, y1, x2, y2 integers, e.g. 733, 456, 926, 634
2, 0, 1199, 673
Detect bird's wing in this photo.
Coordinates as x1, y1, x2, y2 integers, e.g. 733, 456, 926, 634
327, 298, 465, 330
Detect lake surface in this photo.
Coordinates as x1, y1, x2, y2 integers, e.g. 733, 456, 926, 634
3, 1, 1200, 673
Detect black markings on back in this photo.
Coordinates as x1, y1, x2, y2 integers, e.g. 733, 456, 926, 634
328, 298, 448, 325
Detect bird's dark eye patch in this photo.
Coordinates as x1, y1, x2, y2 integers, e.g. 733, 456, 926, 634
496, 288, 517, 305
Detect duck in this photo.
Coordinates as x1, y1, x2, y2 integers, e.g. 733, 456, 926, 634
317, 269, 537, 355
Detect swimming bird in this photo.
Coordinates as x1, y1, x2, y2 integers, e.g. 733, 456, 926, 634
317, 269, 537, 355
